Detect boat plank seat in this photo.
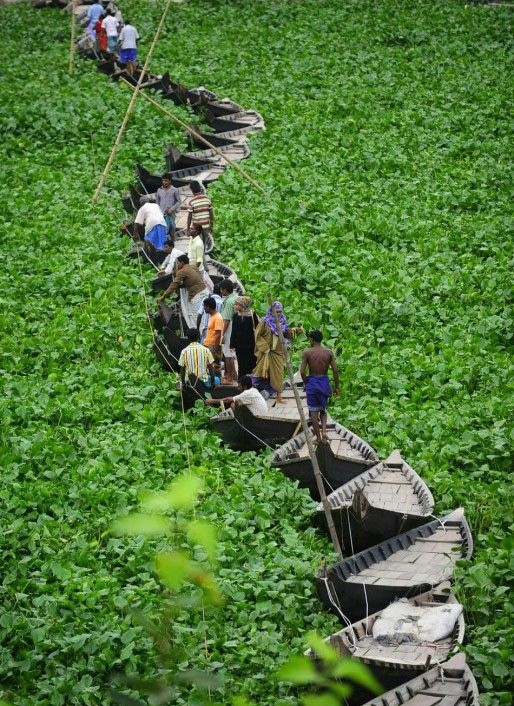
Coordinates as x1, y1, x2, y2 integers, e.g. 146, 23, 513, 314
402, 697, 442, 706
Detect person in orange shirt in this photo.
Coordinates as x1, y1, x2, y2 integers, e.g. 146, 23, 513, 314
202, 297, 224, 370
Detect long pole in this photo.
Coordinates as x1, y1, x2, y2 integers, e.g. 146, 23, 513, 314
92, 0, 175, 203
119, 77, 269, 198
69, 0, 77, 75
269, 298, 343, 561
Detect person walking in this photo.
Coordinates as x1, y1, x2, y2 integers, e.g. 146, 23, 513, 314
300, 330, 340, 444
101, 10, 119, 54
118, 20, 139, 75
251, 301, 301, 403
87, 1, 104, 38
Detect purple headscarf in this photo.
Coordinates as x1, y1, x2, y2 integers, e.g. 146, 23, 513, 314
262, 301, 288, 336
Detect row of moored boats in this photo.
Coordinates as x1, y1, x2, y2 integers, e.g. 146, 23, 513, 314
68, 8, 480, 702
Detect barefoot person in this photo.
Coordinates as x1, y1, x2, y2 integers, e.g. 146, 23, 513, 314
300, 330, 340, 444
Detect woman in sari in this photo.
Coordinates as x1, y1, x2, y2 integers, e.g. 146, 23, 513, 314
230, 296, 259, 380
251, 301, 300, 403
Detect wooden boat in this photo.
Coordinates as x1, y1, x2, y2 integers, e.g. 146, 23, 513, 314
136, 162, 224, 193
316, 509, 473, 625
190, 129, 245, 149
205, 110, 265, 133
171, 140, 251, 167
204, 99, 244, 117
316, 450, 435, 553
210, 403, 302, 452
309, 584, 465, 702
272, 421, 379, 501
153, 333, 180, 372
164, 144, 217, 171
210, 378, 308, 451
359, 652, 479, 706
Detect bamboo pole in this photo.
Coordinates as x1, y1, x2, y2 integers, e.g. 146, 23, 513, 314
119, 77, 269, 198
68, 0, 77, 75
269, 298, 343, 561
92, 0, 175, 203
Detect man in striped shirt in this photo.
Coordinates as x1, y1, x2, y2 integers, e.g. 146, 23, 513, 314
178, 328, 216, 389
187, 181, 213, 237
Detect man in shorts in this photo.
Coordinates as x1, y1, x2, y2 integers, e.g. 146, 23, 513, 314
300, 330, 340, 444
118, 21, 139, 75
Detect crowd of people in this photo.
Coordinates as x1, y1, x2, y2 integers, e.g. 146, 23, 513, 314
86, 2, 139, 74
130, 173, 340, 443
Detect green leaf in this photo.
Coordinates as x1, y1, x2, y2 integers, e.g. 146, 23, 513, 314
329, 659, 382, 693
302, 695, 341, 706
167, 473, 204, 509
305, 631, 339, 665
155, 551, 191, 590
111, 513, 170, 536
187, 519, 217, 561
277, 655, 321, 685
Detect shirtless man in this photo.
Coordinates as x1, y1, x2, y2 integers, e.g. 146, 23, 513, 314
300, 330, 340, 444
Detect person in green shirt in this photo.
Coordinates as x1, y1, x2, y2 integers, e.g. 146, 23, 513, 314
220, 279, 238, 384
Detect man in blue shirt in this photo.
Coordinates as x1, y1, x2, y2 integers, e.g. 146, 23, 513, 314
87, 2, 104, 38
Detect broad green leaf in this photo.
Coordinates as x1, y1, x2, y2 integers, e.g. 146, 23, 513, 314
155, 552, 191, 590
302, 695, 341, 706
305, 631, 339, 665
277, 655, 321, 685
330, 659, 382, 693
111, 513, 170, 536
187, 519, 217, 561
167, 474, 204, 509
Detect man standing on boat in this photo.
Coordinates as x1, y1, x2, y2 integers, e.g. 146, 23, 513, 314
178, 328, 216, 395
186, 181, 213, 239
118, 20, 139, 76
219, 279, 238, 385
300, 330, 340, 444
158, 255, 209, 328
156, 173, 180, 236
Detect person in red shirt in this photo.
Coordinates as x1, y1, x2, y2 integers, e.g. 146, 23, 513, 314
94, 13, 108, 54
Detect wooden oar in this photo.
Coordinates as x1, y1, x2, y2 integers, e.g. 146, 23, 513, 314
92, 0, 175, 203
268, 298, 343, 561
119, 78, 269, 199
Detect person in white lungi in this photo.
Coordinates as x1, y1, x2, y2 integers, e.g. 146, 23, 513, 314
220, 279, 238, 384
157, 255, 208, 328
188, 224, 213, 292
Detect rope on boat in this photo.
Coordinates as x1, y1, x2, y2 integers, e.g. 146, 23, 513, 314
343, 505, 371, 636
318, 576, 357, 649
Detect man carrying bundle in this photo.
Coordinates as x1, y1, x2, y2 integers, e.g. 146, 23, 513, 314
300, 330, 340, 445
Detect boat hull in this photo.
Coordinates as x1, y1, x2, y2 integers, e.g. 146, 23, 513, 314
325, 505, 430, 555
211, 406, 300, 452
278, 447, 372, 501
